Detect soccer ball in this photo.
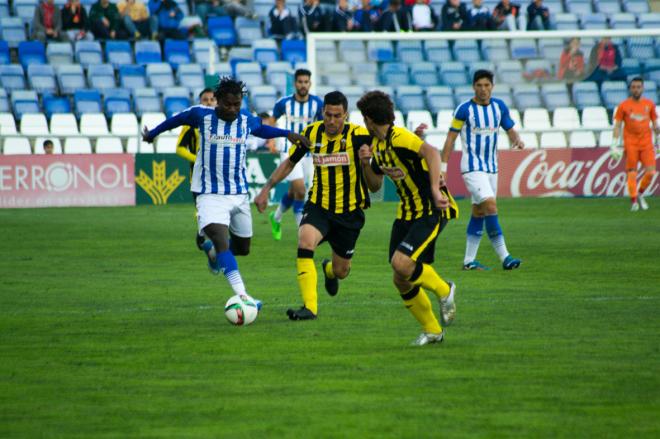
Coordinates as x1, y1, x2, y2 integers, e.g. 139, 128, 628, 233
224, 295, 259, 326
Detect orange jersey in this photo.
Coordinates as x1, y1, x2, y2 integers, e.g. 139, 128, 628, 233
614, 97, 657, 149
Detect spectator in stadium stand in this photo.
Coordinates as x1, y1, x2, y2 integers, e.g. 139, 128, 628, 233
298, 0, 327, 35
492, 0, 523, 30
61, 0, 93, 40
332, 0, 355, 31
43, 140, 55, 154
441, 0, 467, 31
467, 0, 495, 30
194, 0, 226, 21
32, 0, 69, 42
585, 37, 625, 83
149, 0, 185, 39
118, 0, 158, 39
376, 0, 411, 32
351, 0, 380, 31
557, 37, 585, 82
411, 0, 438, 31
526, 0, 549, 30
89, 0, 128, 39
270, 0, 299, 40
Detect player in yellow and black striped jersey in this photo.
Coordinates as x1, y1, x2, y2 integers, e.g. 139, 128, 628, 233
254, 91, 373, 321
357, 90, 458, 346
176, 87, 215, 249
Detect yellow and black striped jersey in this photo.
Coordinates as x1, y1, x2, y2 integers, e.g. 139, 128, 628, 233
370, 126, 459, 221
289, 121, 372, 214
176, 125, 200, 174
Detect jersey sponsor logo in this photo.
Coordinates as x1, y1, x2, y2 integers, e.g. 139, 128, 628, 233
629, 113, 648, 122
286, 114, 314, 124
470, 126, 499, 135
312, 152, 350, 167
207, 134, 244, 145
382, 166, 406, 180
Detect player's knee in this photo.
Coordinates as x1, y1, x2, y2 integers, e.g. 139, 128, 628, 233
390, 252, 414, 277
333, 263, 350, 279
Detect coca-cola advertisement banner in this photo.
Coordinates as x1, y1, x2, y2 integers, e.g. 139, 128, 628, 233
446, 148, 660, 198
0, 154, 135, 208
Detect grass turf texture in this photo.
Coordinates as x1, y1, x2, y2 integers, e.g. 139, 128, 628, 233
1, 198, 658, 438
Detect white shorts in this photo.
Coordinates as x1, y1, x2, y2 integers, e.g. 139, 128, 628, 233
463, 171, 498, 205
196, 193, 252, 238
282, 151, 313, 186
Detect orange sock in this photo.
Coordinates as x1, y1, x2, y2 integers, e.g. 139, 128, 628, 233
627, 171, 638, 201
639, 171, 656, 194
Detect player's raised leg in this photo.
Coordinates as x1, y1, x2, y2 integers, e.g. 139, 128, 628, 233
637, 150, 656, 210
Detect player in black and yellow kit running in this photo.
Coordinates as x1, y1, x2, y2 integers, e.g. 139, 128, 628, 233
254, 91, 372, 320
357, 90, 459, 346
176, 87, 216, 249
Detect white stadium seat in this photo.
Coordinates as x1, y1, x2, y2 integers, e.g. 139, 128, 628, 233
3, 136, 32, 154
394, 110, 405, 127
126, 138, 139, 153
497, 134, 510, 150
436, 110, 454, 131
509, 108, 522, 129
349, 110, 364, 126
406, 110, 434, 131
426, 133, 447, 150
80, 113, 109, 136
0, 112, 18, 135
20, 113, 49, 136
569, 130, 597, 148
519, 132, 539, 148
598, 130, 614, 147
96, 137, 125, 153
139, 139, 155, 153
111, 113, 139, 136
50, 113, 79, 136
581, 106, 611, 129
64, 137, 93, 154
540, 132, 567, 148
34, 137, 62, 154
156, 136, 178, 153
523, 108, 551, 129
552, 107, 581, 129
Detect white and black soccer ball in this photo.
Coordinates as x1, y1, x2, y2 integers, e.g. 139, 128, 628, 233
224, 295, 258, 326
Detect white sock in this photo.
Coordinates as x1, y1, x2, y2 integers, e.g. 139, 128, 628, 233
464, 234, 482, 265
274, 203, 286, 222
225, 270, 247, 296
489, 234, 510, 262
294, 211, 303, 226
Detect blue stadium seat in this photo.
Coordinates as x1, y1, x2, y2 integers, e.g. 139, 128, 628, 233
514, 85, 542, 112
0, 0, 8, 16
494, 86, 514, 108
28, 65, 58, 96
601, 81, 627, 109
645, 58, 660, 82
164, 39, 191, 68
623, 0, 649, 14
105, 40, 133, 67
439, 61, 468, 87
581, 12, 608, 29
496, 60, 523, 85
424, 40, 452, 64
135, 91, 162, 116
638, 13, 660, 28
146, 63, 175, 91
524, 59, 553, 81
481, 39, 508, 62
397, 41, 423, 64
323, 63, 351, 87
338, 40, 367, 63
177, 64, 205, 91
0, 88, 8, 112
119, 65, 147, 90
367, 41, 394, 62
252, 39, 279, 67
538, 39, 563, 60
228, 47, 253, 73
453, 85, 474, 107
88, 64, 116, 90
594, 0, 621, 13
573, 82, 602, 109
250, 85, 277, 113
343, 85, 365, 112
621, 57, 642, 77
396, 85, 425, 114
566, 0, 592, 14
163, 88, 190, 117
315, 40, 338, 64
235, 62, 264, 87
56, 64, 86, 94
266, 61, 291, 95
208, 16, 237, 46
0, 64, 26, 91
544, 0, 563, 13
11, 90, 39, 120
75, 41, 103, 67
192, 39, 219, 65
642, 79, 657, 100
12, 0, 36, 25
453, 40, 481, 63
626, 38, 654, 59
0, 41, 9, 65
381, 62, 410, 87
18, 41, 47, 69
236, 17, 263, 46
411, 62, 438, 87
0, 17, 26, 48
541, 84, 571, 111
281, 39, 306, 64
553, 13, 579, 30
610, 12, 637, 28
467, 61, 495, 80
46, 42, 73, 65
510, 39, 538, 59
104, 88, 132, 117
135, 41, 162, 64
74, 89, 102, 117
43, 95, 72, 118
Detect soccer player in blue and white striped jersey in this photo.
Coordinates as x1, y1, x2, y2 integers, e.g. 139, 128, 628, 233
268, 68, 324, 240
143, 77, 310, 307
441, 70, 525, 271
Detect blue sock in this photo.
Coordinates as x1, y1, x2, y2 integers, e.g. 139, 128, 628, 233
464, 216, 484, 264
216, 250, 247, 295
484, 214, 502, 238
280, 193, 294, 210
485, 214, 510, 261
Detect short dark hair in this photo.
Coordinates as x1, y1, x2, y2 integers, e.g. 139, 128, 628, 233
295, 68, 312, 80
356, 90, 395, 125
214, 76, 247, 101
198, 87, 214, 99
324, 91, 348, 111
43, 140, 53, 147
629, 76, 644, 86
473, 69, 494, 85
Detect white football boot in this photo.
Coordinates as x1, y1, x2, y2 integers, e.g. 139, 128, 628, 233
412, 332, 444, 346
439, 281, 456, 326
639, 195, 649, 210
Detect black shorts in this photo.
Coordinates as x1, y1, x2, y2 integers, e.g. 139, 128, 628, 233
389, 212, 448, 264
301, 202, 365, 259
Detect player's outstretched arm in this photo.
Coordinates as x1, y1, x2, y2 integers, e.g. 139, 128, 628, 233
254, 158, 296, 213
142, 109, 195, 143
506, 128, 525, 149
358, 144, 383, 192
251, 123, 312, 149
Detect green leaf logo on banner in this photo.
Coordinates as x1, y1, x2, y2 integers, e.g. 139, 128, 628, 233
135, 160, 186, 205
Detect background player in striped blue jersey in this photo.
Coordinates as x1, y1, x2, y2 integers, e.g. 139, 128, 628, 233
268, 68, 324, 240
441, 70, 525, 271
142, 77, 310, 307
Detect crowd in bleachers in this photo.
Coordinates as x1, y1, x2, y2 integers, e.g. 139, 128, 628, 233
0, 0, 659, 154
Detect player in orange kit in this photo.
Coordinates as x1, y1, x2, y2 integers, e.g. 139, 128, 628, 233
611, 77, 660, 211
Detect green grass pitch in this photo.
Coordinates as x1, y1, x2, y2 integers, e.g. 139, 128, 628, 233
1, 197, 659, 438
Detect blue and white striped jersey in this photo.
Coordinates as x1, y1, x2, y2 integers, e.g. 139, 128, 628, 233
147, 105, 289, 195
449, 98, 515, 174
272, 94, 323, 152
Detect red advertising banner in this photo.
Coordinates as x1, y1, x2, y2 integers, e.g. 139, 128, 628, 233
446, 147, 660, 198
0, 154, 135, 208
